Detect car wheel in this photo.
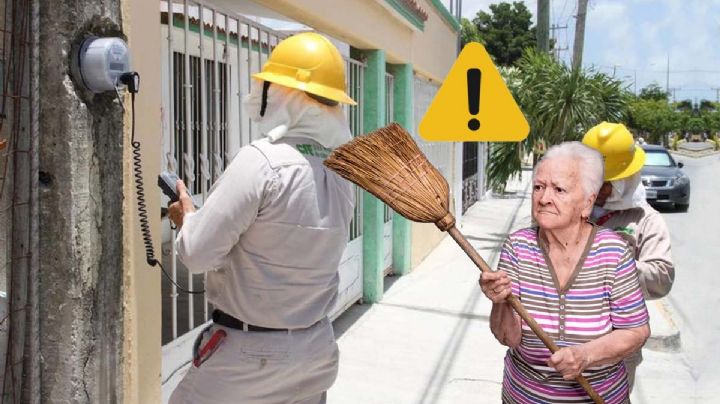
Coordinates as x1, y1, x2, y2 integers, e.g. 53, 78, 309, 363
675, 203, 689, 212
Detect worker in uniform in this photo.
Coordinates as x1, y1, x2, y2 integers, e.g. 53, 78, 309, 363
583, 122, 676, 390
168, 32, 356, 404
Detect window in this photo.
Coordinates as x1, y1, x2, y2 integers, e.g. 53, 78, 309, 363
644, 150, 674, 167
172, 52, 229, 196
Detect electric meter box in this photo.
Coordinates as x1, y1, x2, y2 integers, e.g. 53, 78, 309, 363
72, 37, 131, 93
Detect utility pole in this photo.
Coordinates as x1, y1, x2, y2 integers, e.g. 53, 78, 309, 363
666, 54, 670, 96
572, 0, 589, 71
712, 87, 720, 103
668, 87, 680, 103
537, 0, 550, 53
634, 69, 637, 95
550, 23, 568, 60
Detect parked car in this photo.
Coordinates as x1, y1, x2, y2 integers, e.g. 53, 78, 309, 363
640, 144, 690, 211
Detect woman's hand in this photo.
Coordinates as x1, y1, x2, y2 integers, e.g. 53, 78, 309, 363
547, 345, 591, 380
479, 270, 512, 303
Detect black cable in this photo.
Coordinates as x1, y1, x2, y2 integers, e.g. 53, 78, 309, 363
128, 82, 205, 295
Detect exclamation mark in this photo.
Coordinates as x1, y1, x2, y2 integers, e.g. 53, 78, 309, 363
467, 68, 481, 131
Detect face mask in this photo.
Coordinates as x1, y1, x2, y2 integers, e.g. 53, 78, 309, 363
604, 180, 626, 205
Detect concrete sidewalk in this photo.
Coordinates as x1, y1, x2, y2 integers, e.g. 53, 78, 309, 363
328, 167, 681, 404
329, 170, 534, 404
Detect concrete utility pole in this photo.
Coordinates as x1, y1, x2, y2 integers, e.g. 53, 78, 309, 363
572, 0, 589, 72
666, 54, 670, 96
550, 23, 568, 60
537, 0, 550, 53
37, 1, 127, 402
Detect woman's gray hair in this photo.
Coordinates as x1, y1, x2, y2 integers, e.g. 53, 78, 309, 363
534, 141, 605, 198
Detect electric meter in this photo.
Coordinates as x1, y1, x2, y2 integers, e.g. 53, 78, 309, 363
71, 37, 131, 93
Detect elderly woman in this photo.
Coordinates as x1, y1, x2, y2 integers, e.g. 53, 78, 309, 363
480, 142, 650, 403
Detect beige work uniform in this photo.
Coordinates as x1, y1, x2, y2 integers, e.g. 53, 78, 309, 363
169, 137, 354, 404
596, 202, 675, 390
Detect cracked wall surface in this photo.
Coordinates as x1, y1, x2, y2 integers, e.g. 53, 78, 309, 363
38, 1, 125, 402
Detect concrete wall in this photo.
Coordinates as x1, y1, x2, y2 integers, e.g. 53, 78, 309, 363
411, 74, 451, 267
122, 0, 163, 402
36, 0, 131, 402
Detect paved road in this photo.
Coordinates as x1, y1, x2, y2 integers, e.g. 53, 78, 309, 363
632, 154, 720, 403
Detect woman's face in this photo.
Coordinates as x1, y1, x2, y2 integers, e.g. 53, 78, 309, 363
532, 158, 595, 230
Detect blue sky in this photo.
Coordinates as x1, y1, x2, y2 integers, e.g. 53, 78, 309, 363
462, 0, 720, 103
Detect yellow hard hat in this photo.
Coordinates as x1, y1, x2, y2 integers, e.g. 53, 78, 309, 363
253, 32, 356, 105
582, 122, 646, 181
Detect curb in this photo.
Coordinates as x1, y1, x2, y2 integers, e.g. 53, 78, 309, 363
644, 299, 682, 353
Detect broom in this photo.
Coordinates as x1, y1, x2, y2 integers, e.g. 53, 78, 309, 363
324, 123, 604, 404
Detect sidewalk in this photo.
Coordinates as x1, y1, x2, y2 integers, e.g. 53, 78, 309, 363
329, 168, 681, 403
329, 169, 534, 404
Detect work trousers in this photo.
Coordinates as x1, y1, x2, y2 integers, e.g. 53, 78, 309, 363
169, 317, 338, 404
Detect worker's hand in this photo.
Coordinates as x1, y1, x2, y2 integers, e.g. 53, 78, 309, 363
168, 180, 196, 229
547, 345, 590, 380
479, 270, 512, 303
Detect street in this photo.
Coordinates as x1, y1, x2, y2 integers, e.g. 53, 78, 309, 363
632, 154, 720, 403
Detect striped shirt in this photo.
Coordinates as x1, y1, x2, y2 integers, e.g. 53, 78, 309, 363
498, 226, 649, 404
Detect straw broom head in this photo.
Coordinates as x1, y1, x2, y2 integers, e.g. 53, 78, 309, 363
324, 123, 455, 231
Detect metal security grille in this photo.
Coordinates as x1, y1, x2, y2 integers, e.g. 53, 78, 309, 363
161, 0, 287, 347
383, 72, 394, 223
172, 53, 228, 195
346, 57, 365, 241
160, 2, 366, 393
462, 141, 479, 212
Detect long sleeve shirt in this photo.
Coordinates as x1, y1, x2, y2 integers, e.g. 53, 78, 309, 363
176, 137, 355, 329
597, 203, 675, 300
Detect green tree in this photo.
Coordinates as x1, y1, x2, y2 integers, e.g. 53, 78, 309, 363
639, 83, 669, 102
460, 18, 480, 47
627, 99, 678, 144
472, 2, 536, 66
486, 50, 629, 191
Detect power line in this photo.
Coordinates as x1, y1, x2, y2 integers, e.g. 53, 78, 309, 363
597, 65, 720, 74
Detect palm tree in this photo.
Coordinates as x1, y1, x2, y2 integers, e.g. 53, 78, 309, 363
487, 49, 629, 192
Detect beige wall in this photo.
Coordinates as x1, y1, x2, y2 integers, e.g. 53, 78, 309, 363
122, 0, 163, 402
244, 0, 457, 82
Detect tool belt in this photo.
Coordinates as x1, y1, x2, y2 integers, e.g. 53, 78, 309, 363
212, 309, 290, 332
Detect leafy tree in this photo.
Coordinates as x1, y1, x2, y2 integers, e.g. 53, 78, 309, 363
486, 50, 629, 191
699, 100, 718, 112
460, 18, 480, 47
627, 99, 678, 143
674, 99, 693, 112
638, 83, 669, 102
472, 2, 536, 66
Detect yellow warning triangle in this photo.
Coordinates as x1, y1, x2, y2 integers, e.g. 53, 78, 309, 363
419, 42, 529, 142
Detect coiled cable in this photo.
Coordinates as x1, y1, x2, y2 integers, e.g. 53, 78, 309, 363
128, 85, 204, 295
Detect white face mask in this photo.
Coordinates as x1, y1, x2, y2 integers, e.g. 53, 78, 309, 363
604, 181, 626, 205
602, 173, 643, 211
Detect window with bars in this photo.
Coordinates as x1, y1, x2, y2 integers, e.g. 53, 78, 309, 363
345, 57, 365, 241
384, 72, 394, 223
172, 52, 229, 196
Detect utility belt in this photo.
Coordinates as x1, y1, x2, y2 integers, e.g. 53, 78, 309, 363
212, 309, 293, 333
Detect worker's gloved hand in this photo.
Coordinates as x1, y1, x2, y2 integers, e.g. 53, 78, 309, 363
168, 180, 196, 229
479, 270, 512, 303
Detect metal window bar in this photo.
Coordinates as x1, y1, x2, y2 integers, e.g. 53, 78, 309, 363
384, 72, 394, 223
345, 57, 365, 240
162, 0, 287, 345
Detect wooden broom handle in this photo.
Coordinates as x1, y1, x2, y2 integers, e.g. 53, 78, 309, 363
447, 226, 605, 404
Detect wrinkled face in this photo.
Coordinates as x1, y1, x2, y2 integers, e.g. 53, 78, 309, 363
532, 158, 595, 230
